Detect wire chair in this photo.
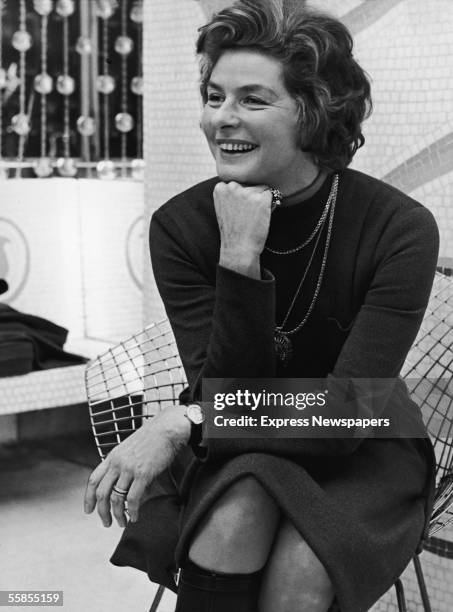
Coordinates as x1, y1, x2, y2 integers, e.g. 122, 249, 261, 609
85, 272, 453, 612
395, 270, 453, 611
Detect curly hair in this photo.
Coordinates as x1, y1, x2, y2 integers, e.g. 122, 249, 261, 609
196, 0, 372, 170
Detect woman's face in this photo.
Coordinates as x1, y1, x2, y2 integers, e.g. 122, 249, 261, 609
200, 48, 309, 192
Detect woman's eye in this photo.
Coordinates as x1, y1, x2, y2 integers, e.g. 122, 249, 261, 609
206, 92, 223, 105
243, 96, 267, 105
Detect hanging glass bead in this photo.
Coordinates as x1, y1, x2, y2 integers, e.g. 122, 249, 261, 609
96, 74, 115, 94
77, 116, 96, 137
76, 36, 92, 55
97, 160, 116, 180
34, 72, 53, 95
12, 31, 32, 52
130, 1, 143, 23
56, 75, 75, 95
34, 157, 53, 178
95, 0, 117, 20
130, 76, 143, 96
56, 0, 75, 17
0, 68, 7, 89
131, 159, 145, 181
56, 157, 77, 177
115, 112, 134, 133
114, 36, 134, 56
11, 113, 30, 136
33, 0, 53, 16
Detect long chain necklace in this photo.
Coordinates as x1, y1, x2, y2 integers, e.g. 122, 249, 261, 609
266, 195, 331, 255
274, 174, 339, 366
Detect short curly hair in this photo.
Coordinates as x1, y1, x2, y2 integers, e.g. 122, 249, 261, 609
196, 0, 372, 170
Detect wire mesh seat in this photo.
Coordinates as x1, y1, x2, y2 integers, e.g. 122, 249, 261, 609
86, 319, 186, 460
85, 272, 453, 612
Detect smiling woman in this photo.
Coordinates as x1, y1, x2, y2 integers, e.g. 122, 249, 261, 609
85, 2, 439, 611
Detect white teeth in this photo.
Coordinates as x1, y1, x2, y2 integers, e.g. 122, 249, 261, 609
219, 143, 256, 152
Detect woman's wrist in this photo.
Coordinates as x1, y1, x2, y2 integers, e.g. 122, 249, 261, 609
160, 405, 191, 445
219, 246, 261, 279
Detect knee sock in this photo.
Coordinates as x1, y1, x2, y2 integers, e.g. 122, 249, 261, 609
175, 559, 263, 612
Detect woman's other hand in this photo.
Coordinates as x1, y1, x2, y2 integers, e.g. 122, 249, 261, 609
214, 181, 272, 279
83, 406, 190, 527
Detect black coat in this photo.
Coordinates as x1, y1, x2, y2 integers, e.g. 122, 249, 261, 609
0, 304, 87, 376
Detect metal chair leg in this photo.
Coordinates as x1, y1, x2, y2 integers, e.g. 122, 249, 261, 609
148, 585, 166, 612
413, 554, 433, 612
394, 578, 407, 612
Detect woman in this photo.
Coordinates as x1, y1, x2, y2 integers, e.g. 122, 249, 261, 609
85, 2, 439, 610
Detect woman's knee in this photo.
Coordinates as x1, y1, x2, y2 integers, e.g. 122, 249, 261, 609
259, 519, 335, 612
197, 476, 280, 538
188, 476, 281, 571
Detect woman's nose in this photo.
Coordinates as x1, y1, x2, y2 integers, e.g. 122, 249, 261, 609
212, 99, 240, 129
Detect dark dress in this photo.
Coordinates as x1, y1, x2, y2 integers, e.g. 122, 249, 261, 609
113, 169, 439, 612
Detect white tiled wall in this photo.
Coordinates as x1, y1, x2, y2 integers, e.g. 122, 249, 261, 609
142, 0, 217, 323
1, 179, 85, 337
1, 179, 144, 346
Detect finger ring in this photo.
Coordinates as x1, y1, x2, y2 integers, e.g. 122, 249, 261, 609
112, 485, 129, 497
270, 188, 283, 211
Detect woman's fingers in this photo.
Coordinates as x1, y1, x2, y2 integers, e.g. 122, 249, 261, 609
111, 478, 133, 528
84, 458, 131, 528
84, 408, 186, 528
125, 476, 149, 523
84, 460, 109, 514
95, 470, 121, 527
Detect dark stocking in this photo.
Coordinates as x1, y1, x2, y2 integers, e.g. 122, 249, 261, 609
175, 559, 262, 612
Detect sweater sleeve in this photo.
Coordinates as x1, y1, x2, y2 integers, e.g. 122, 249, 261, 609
150, 201, 439, 461
332, 206, 439, 379
149, 206, 276, 456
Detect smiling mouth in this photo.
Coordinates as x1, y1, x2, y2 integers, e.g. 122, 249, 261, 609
218, 143, 258, 155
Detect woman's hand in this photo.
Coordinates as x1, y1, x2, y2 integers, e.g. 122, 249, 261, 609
84, 406, 190, 527
214, 182, 272, 278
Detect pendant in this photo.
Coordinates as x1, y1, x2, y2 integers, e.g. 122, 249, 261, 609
274, 328, 293, 366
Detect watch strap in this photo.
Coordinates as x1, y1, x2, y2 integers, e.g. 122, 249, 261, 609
189, 422, 203, 448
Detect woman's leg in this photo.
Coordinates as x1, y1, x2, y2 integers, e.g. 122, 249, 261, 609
258, 517, 336, 612
177, 476, 336, 612
188, 475, 281, 572
175, 476, 280, 612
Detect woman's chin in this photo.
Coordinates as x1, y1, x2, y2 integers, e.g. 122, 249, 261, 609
216, 166, 264, 185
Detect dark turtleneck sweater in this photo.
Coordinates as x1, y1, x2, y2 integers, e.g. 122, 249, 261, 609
149, 167, 439, 461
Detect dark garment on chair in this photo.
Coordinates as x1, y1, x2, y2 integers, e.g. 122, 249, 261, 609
110, 445, 196, 594
0, 303, 87, 377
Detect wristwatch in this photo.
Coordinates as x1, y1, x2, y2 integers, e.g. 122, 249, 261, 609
183, 403, 205, 447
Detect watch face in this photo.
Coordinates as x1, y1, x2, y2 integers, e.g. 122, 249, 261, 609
187, 404, 205, 425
